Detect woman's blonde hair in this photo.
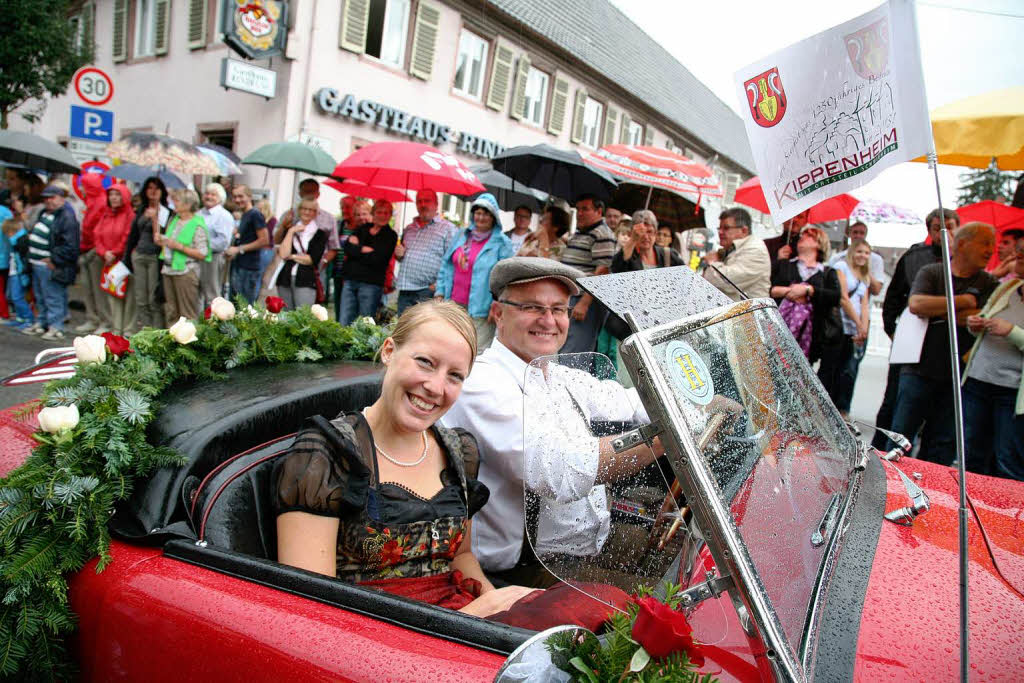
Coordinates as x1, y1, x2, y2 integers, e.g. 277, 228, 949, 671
255, 198, 274, 221
800, 226, 830, 263
388, 300, 477, 369
845, 238, 872, 284
174, 189, 201, 213
352, 200, 372, 221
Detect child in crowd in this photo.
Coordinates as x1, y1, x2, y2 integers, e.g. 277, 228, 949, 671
3, 218, 33, 329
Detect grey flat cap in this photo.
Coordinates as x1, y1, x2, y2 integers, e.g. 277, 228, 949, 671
489, 257, 583, 298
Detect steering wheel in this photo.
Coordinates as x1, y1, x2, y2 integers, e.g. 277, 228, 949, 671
644, 412, 729, 553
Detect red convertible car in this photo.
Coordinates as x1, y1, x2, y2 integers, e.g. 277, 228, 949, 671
1, 267, 1022, 681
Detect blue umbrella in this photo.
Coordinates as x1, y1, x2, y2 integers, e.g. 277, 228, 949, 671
106, 163, 187, 189
197, 144, 242, 175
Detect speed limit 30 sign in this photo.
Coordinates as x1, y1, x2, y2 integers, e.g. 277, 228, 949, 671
73, 67, 114, 106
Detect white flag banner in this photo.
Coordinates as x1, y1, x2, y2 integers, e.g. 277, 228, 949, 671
734, 0, 932, 223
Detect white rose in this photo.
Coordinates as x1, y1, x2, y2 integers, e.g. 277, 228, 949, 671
210, 297, 236, 321
168, 317, 198, 344
38, 405, 80, 434
73, 335, 107, 364
245, 305, 260, 318
360, 316, 376, 326
310, 304, 329, 321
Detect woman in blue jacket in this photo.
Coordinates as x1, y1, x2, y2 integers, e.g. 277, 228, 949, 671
435, 193, 513, 351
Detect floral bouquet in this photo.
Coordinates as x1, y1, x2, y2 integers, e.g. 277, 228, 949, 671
544, 584, 713, 682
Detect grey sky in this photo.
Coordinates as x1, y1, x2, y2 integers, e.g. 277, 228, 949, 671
610, 0, 1024, 239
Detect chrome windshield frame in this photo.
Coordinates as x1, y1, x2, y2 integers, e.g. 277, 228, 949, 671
619, 297, 860, 682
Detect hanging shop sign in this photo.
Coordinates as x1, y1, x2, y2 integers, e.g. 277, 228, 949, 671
220, 58, 277, 98
222, 0, 288, 60
314, 89, 507, 160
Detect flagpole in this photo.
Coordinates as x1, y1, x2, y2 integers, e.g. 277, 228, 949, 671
928, 152, 970, 683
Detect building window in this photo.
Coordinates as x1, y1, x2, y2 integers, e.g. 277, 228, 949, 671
453, 30, 488, 99
581, 97, 604, 148
134, 0, 158, 57
441, 194, 468, 226
627, 120, 643, 145
522, 67, 549, 126
365, 0, 411, 67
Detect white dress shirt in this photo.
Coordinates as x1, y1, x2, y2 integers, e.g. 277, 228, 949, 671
441, 339, 649, 571
200, 204, 236, 254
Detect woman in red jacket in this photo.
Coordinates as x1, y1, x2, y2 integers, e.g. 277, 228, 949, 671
93, 184, 136, 335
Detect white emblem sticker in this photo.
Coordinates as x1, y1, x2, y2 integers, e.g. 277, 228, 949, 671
664, 341, 714, 405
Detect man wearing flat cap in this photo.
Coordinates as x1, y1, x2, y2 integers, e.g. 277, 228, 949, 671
442, 257, 662, 587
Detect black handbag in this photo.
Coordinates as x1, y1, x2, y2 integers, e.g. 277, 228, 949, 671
819, 268, 844, 344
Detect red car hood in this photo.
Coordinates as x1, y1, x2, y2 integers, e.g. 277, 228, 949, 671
854, 457, 1024, 680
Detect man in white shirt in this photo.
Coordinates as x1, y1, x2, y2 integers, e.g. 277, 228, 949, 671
442, 257, 660, 587
199, 183, 236, 310
829, 221, 885, 295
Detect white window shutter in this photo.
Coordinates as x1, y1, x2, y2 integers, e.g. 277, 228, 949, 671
602, 108, 618, 147
510, 54, 531, 120
112, 0, 129, 62
485, 40, 515, 111
154, 0, 171, 55
187, 0, 208, 49
724, 173, 741, 204
409, 1, 440, 80
643, 125, 654, 146
339, 0, 370, 53
569, 88, 587, 144
547, 73, 570, 135
619, 112, 631, 144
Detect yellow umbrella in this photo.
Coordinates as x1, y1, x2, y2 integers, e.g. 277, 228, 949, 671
915, 87, 1024, 170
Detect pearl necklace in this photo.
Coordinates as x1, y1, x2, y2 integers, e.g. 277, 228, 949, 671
375, 431, 428, 467
363, 410, 428, 467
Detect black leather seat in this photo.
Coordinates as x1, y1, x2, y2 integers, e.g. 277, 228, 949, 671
185, 434, 296, 559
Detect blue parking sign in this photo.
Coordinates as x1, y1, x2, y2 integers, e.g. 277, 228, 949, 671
69, 105, 113, 142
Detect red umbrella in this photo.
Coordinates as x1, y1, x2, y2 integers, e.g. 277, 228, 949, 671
734, 176, 859, 222
956, 200, 1024, 230
332, 141, 485, 196
580, 145, 722, 203
324, 178, 411, 203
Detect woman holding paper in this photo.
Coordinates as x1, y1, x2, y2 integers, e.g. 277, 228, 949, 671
963, 237, 1024, 481
92, 184, 136, 336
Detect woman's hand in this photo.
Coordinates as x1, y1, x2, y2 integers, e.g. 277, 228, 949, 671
103, 251, 116, 265
986, 317, 1014, 337
967, 314, 986, 334
348, 235, 359, 245
458, 585, 537, 618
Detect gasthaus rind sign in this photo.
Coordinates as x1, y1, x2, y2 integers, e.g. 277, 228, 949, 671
222, 0, 288, 60
221, 59, 276, 98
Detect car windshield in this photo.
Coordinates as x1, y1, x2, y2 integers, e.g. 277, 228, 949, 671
647, 303, 857, 657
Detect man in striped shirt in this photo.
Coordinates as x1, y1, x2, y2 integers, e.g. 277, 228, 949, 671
23, 185, 80, 340
559, 194, 617, 353
393, 190, 456, 315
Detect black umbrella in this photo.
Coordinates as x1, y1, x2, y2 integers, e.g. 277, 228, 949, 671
469, 164, 549, 211
0, 130, 79, 174
490, 144, 617, 202
612, 183, 706, 231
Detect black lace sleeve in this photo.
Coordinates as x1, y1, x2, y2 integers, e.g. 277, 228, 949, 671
273, 414, 370, 518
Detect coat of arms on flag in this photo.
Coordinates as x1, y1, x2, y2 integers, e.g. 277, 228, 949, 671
845, 18, 891, 79
743, 67, 787, 128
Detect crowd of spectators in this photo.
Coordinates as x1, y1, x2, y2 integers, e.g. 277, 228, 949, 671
1, 163, 1020, 482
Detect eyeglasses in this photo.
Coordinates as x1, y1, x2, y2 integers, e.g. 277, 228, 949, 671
498, 300, 570, 317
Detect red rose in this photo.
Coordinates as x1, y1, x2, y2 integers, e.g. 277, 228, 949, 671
631, 596, 704, 665
100, 332, 132, 357
265, 296, 286, 313
203, 305, 212, 320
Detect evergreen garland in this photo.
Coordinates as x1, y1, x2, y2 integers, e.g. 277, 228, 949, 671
0, 305, 385, 680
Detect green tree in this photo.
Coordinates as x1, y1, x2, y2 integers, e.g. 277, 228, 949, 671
956, 160, 1016, 206
0, 0, 93, 129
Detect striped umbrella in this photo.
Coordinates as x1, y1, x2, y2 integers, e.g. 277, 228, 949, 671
581, 145, 723, 206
